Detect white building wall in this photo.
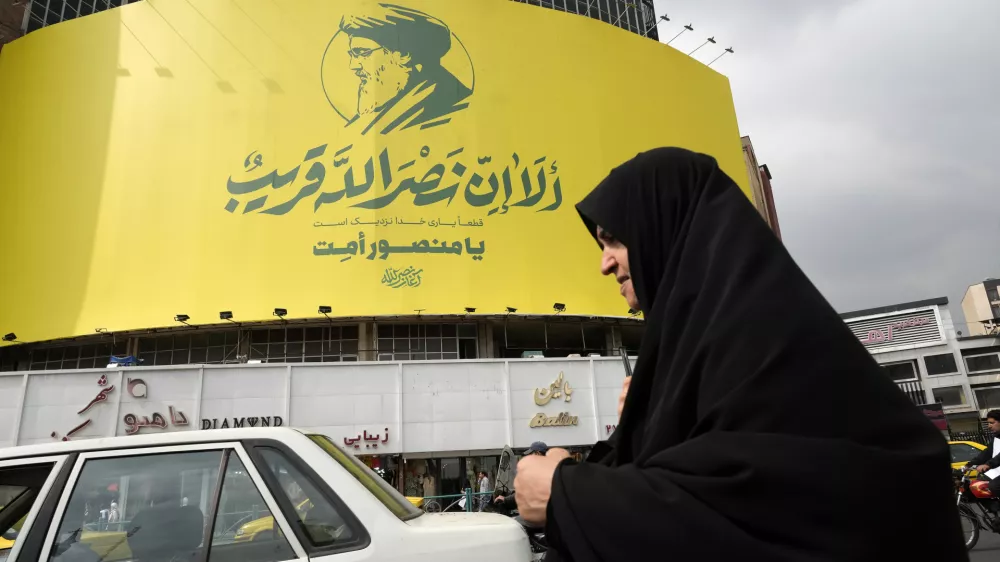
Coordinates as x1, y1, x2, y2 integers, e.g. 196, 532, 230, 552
4, 357, 629, 453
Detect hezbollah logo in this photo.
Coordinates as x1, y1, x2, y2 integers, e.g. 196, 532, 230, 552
321, 3, 475, 136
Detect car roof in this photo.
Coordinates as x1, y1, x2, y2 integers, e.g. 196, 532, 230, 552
948, 440, 987, 449
0, 428, 308, 460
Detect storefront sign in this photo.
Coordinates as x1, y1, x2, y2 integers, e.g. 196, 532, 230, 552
859, 317, 930, 345
344, 428, 390, 450
200, 416, 284, 430
535, 372, 573, 406
121, 378, 190, 435
529, 412, 578, 428
50, 374, 116, 441
847, 309, 940, 350
124, 406, 189, 435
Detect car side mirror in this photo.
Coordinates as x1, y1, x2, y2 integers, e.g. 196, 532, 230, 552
1, 529, 17, 541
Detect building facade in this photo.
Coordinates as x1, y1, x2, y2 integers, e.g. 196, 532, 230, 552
0, 355, 632, 497
741, 136, 782, 239
962, 278, 1000, 336
841, 297, 1000, 433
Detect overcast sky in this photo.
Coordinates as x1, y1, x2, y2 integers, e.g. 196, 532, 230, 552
651, 0, 999, 330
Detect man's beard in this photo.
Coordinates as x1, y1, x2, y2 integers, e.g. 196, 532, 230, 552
357, 63, 413, 116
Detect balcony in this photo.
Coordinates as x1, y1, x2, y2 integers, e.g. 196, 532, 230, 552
896, 380, 927, 406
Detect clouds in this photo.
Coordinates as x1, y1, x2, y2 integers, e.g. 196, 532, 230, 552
653, 0, 1000, 325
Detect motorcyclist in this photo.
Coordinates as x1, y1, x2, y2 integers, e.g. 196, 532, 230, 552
494, 442, 549, 512
966, 409, 1000, 498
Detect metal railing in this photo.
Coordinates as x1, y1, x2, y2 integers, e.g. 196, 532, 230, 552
419, 489, 494, 513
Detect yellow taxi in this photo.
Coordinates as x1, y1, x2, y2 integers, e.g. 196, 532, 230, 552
234, 495, 424, 542
949, 440, 988, 476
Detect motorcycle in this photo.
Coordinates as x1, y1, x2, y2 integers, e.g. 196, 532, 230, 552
955, 465, 1000, 550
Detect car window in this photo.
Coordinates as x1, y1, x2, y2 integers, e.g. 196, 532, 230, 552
210, 455, 295, 562
309, 435, 422, 520
256, 448, 355, 548
0, 463, 56, 562
951, 443, 984, 464
49, 450, 224, 562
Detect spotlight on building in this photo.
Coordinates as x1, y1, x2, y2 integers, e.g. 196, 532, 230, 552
174, 314, 191, 326
464, 307, 476, 314
688, 36, 716, 56
506, 307, 517, 314
708, 46, 734, 67
318, 306, 332, 315
553, 303, 566, 314
667, 23, 693, 45
628, 309, 641, 317
273, 308, 288, 319
2, 333, 16, 342
220, 311, 238, 324
95, 327, 108, 334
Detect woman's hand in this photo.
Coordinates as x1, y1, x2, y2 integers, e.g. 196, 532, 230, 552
618, 377, 631, 420
513, 448, 571, 525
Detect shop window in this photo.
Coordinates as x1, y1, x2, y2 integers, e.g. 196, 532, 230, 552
881, 360, 918, 382
932, 386, 967, 408
376, 323, 477, 361
924, 353, 959, 376
967, 353, 1000, 374
250, 325, 359, 364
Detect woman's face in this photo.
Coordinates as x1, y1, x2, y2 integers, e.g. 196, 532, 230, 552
597, 226, 639, 310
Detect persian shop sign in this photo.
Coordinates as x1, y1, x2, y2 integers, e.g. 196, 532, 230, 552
531, 372, 579, 428
852, 315, 934, 347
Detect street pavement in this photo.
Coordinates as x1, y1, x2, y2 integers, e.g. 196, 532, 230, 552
970, 529, 1000, 561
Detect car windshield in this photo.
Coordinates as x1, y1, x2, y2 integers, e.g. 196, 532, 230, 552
308, 435, 422, 521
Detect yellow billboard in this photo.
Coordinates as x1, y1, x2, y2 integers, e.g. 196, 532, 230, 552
0, 0, 746, 344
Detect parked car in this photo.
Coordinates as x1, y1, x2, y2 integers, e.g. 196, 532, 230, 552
0, 428, 532, 562
950, 440, 989, 476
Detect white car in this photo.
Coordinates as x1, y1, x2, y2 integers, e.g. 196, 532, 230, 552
0, 428, 533, 562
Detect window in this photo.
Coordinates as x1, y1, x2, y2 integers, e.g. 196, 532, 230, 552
255, 448, 356, 548
950, 442, 984, 464
309, 436, 421, 520
376, 323, 477, 361
30, 340, 128, 370
494, 321, 609, 358
932, 386, 967, 407
138, 330, 242, 366
211, 456, 294, 561
49, 451, 224, 562
0, 462, 56, 561
881, 361, 918, 382
975, 387, 1000, 411
967, 353, 1000, 374
924, 353, 959, 376
250, 326, 358, 363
